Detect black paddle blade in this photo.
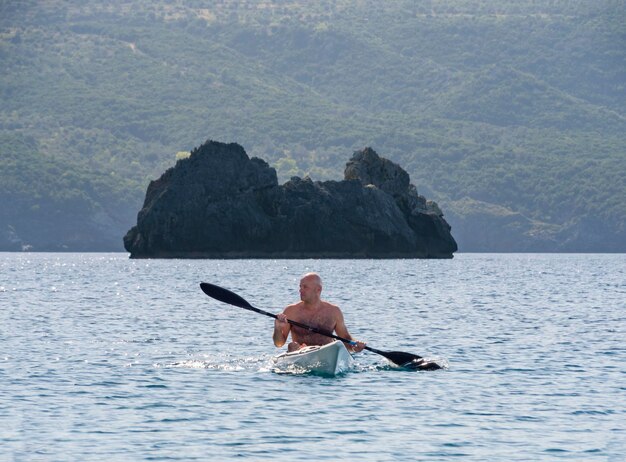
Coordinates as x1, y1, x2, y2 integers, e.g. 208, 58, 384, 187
200, 282, 253, 309
380, 351, 443, 371
379, 350, 423, 367
404, 359, 443, 371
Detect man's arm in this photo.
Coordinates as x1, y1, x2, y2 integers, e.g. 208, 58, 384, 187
333, 307, 365, 353
273, 311, 291, 347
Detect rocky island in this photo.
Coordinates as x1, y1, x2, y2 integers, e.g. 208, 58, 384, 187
123, 140, 457, 258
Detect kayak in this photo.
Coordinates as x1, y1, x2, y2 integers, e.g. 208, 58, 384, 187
272, 340, 353, 375
272, 340, 353, 376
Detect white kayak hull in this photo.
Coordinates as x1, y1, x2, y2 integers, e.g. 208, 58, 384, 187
272, 340, 353, 375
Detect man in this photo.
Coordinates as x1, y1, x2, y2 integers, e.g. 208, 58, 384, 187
273, 272, 366, 353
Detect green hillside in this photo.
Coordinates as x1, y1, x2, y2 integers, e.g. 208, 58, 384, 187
1, 0, 624, 251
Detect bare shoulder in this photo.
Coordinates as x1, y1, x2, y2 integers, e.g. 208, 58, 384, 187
284, 302, 303, 314
321, 301, 343, 318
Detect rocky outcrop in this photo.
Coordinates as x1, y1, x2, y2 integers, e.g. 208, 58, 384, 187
123, 140, 457, 258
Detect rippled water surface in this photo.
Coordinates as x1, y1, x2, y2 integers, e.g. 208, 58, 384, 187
1, 253, 625, 461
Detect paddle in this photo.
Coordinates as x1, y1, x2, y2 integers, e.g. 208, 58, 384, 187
199, 282, 441, 370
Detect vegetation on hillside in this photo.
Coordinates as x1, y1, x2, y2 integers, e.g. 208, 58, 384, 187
1, 0, 624, 251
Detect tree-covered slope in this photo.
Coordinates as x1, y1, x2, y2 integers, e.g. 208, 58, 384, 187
1, 0, 624, 251
0, 132, 137, 250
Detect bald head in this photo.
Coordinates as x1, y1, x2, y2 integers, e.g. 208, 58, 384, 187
299, 272, 322, 303
302, 272, 322, 288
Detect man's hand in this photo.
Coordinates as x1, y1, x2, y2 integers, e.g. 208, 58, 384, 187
351, 340, 366, 353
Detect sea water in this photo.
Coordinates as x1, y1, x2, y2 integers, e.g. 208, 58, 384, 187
0, 253, 624, 461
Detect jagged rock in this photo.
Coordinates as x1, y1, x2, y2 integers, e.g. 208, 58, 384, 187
124, 140, 457, 258
345, 147, 410, 198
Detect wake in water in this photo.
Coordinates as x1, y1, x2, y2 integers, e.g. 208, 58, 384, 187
164, 355, 273, 372
162, 355, 448, 374
165, 355, 345, 375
